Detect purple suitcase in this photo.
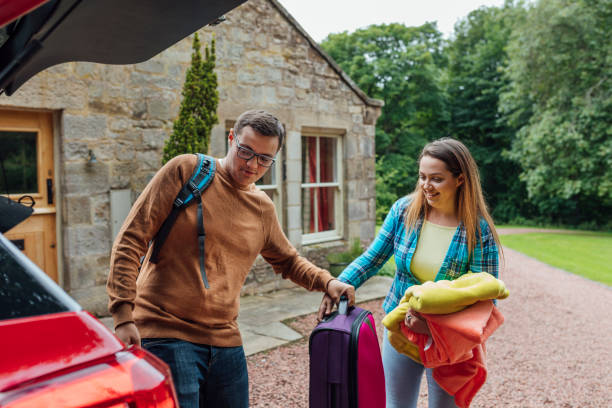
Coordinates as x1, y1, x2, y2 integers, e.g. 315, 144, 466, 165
309, 298, 385, 408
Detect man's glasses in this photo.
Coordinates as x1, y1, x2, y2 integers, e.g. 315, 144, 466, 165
234, 137, 276, 167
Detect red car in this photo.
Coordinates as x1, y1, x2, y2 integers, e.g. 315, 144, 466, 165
0, 232, 178, 407
0, 0, 245, 406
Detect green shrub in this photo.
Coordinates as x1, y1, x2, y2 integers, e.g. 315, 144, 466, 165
327, 239, 363, 277
378, 259, 396, 277
326, 238, 397, 278
162, 33, 218, 164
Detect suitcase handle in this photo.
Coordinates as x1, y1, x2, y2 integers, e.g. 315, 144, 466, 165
338, 295, 348, 315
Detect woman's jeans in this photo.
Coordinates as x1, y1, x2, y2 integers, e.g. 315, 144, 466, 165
141, 338, 248, 408
382, 329, 458, 408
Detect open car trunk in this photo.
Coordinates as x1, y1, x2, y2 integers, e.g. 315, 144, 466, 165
0, 0, 246, 95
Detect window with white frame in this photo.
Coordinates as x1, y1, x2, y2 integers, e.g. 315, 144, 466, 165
225, 123, 283, 222
301, 132, 343, 244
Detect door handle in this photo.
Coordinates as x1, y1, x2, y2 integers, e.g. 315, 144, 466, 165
47, 178, 53, 205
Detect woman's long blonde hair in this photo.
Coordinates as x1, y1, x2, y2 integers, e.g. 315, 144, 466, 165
405, 138, 501, 258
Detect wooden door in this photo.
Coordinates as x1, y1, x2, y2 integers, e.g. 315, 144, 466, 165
0, 110, 57, 282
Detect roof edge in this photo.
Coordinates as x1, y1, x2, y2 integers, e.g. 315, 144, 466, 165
268, 0, 384, 108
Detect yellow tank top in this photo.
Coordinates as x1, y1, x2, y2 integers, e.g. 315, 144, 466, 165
410, 220, 457, 283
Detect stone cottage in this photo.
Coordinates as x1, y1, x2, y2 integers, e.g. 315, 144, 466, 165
0, 0, 383, 315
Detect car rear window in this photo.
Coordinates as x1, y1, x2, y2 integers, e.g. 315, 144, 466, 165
0, 240, 69, 320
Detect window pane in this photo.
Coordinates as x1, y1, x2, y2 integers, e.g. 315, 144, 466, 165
0, 242, 69, 320
302, 136, 316, 183
256, 164, 275, 186
260, 188, 275, 201
302, 187, 315, 233
302, 187, 335, 233
0, 131, 38, 194
318, 187, 336, 232
319, 137, 336, 183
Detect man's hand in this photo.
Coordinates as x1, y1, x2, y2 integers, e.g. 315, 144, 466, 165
115, 322, 141, 346
404, 310, 430, 335
317, 279, 355, 321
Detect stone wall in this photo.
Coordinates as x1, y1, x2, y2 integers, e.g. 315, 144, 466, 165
0, 0, 381, 315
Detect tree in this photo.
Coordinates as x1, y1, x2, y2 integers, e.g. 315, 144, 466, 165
501, 0, 612, 225
162, 33, 219, 164
446, 2, 532, 222
321, 23, 449, 220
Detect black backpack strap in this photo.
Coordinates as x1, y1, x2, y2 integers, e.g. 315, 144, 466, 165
193, 186, 209, 288
149, 154, 215, 289
171, 154, 216, 208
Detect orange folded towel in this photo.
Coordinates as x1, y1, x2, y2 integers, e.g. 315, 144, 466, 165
401, 300, 504, 408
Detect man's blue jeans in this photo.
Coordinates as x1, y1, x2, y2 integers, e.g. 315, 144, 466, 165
141, 338, 248, 408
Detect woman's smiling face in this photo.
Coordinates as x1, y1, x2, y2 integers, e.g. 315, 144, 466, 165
418, 155, 464, 212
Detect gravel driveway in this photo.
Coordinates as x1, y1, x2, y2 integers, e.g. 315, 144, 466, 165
247, 247, 612, 407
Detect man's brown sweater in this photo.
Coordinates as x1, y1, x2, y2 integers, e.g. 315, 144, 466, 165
107, 154, 334, 347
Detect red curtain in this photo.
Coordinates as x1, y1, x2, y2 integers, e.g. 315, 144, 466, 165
319, 139, 331, 231
308, 137, 332, 233
308, 137, 318, 233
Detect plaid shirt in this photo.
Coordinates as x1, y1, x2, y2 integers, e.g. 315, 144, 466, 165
338, 196, 499, 313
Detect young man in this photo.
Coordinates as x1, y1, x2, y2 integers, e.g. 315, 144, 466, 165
107, 110, 354, 408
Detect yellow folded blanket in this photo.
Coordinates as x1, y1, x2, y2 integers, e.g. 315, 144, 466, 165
405, 271, 509, 314
382, 272, 509, 361
384, 298, 423, 361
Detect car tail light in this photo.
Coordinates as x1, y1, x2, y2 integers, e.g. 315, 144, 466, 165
0, 347, 178, 408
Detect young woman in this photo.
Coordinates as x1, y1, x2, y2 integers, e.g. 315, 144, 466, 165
319, 137, 501, 408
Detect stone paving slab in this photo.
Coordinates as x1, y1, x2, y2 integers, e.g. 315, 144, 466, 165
241, 331, 289, 356
249, 321, 303, 342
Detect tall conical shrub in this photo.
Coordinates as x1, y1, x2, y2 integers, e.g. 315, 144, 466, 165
162, 33, 218, 164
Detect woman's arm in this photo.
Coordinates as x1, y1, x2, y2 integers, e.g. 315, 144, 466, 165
337, 199, 403, 288
317, 198, 409, 320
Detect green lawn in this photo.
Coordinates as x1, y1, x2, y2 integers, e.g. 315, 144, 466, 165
500, 232, 612, 286
497, 224, 592, 232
